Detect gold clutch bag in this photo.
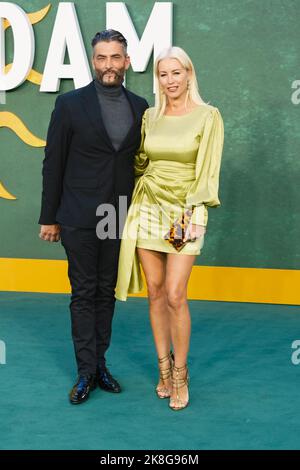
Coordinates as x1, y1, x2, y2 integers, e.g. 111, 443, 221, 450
163, 208, 194, 252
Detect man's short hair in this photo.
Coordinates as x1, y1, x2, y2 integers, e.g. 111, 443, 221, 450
91, 29, 128, 54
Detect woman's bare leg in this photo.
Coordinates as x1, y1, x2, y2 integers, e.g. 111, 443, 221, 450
165, 253, 196, 408
137, 248, 171, 396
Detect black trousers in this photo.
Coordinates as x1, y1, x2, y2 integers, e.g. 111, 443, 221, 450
60, 225, 121, 376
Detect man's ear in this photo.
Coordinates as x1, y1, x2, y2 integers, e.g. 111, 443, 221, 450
125, 55, 131, 71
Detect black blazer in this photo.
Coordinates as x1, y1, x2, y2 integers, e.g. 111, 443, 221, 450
39, 80, 148, 228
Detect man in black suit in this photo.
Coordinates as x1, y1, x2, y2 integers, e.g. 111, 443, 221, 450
39, 30, 148, 404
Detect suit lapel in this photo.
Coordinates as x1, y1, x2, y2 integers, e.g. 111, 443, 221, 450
80, 81, 115, 151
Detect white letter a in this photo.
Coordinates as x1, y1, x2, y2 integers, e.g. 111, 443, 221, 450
40, 3, 91, 92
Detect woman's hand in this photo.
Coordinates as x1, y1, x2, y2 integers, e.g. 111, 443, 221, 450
183, 223, 206, 243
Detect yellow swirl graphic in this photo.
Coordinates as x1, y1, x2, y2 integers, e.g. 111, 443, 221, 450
0, 181, 17, 200
0, 112, 46, 147
26, 69, 43, 85
4, 64, 43, 85
1, 5, 51, 199
3, 4, 51, 83
3, 4, 51, 30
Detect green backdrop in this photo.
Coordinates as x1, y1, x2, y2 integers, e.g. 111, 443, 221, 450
1, 0, 299, 269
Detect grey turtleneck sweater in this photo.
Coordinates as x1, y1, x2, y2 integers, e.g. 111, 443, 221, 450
94, 79, 134, 151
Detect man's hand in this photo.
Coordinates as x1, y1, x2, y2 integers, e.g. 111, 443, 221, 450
183, 223, 206, 243
39, 224, 61, 243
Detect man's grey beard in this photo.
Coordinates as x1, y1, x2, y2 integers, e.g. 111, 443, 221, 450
95, 69, 125, 87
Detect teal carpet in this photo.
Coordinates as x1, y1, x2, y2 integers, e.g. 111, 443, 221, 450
0, 292, 300, 450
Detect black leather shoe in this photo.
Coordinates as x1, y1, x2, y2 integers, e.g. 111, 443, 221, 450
69, 374, 97, 404
97, 366, 121, 393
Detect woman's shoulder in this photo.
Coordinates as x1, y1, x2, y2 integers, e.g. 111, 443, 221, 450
197, 103, 223, 124
197, 103, 220, 114
141, 107, 156, 128
143, 106, 156, 118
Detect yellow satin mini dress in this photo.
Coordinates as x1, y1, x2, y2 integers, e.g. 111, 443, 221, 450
115, 104, 224, 301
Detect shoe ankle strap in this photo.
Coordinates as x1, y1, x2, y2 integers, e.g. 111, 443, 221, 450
158, 352, 173, 364
173, 364, 187, 372
172, 376, 188, 388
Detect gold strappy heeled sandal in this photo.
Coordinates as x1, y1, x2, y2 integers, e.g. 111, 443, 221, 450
156, 352, 174, 399
169, 364, 189, 411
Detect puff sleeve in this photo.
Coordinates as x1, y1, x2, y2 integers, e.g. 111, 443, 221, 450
186, 107, 224, 226
134, 109, 149, 181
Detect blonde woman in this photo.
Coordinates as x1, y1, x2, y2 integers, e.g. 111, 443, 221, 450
115, 47, 224, 411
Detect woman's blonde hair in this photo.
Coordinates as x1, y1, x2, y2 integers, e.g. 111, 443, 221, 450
153, 46, 207, 120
